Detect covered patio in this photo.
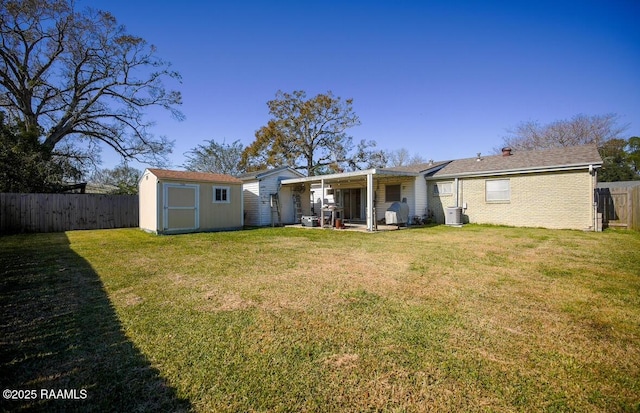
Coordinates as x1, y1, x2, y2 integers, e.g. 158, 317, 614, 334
280, 168, 419, 231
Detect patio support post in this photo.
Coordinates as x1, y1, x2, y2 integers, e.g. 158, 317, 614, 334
366, 172, 374, 231
320, 178, 325, 227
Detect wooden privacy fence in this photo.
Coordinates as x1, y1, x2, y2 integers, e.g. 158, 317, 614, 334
0, 193, 139, 234
595, 184, 640, 231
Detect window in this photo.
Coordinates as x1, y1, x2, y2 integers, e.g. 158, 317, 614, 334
385, 184, 401, 202
486, 179, 510, 202
213, 186, 230, 203
433, 182, 453, 196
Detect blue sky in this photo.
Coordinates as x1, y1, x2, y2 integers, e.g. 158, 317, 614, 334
81, 0, 640, 170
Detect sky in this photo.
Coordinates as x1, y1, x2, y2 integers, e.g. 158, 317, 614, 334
80, 0, 640, 171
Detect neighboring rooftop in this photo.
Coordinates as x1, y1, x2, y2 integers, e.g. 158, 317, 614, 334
237, 166, 304, 181
382, 160, 451, 174
147, 168, 242, 184
430, 145, 603, 178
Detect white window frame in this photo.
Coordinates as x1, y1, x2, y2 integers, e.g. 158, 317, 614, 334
486, 179, 510, 202
433, 182, 453, 196
213, 186, 230, 203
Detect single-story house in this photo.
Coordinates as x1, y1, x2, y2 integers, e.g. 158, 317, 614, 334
278, 145, 603, 231
280, 163, 449, 231
426, 145, 603, 230
239, 166, 305, 226
139, 168, 243, 234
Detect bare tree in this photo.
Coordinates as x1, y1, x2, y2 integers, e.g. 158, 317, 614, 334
183, 139, 245, 176
90, 163, 141, 194
0, 0, 183, 170
499, 114, 628, 151
385, 148, 426, 167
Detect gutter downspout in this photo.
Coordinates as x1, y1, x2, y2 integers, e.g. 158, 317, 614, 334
454, 178, 460, 207
367, 172, 374, 231
590, 165, 599, 232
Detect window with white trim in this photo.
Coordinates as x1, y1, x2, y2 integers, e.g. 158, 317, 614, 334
433, 182, 453, 196
486, 179, 510, 202
213, 186, 230, 203
385, 184, 401, 202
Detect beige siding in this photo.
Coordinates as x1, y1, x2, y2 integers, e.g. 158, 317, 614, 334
139, 170, 159, 232
429, 170, 595, 230
428, 180, 455, 224
197, 183, 243, 230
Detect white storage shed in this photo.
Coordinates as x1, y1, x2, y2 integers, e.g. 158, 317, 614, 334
139, 168, 243, 234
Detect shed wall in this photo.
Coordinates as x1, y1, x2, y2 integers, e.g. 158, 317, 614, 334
196, 183, 243, 230
146, 177, 243, 233
139, 170, 159, 232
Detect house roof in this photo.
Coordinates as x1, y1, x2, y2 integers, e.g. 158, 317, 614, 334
381, 160, 451, 174
147, 168, 242, 184
430, 145, 603, 179
237, 166, 304, 181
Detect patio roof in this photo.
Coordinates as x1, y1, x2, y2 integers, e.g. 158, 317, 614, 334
280, 168, 419, 186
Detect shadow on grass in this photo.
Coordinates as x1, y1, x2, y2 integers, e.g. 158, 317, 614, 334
0, 233, 191, 412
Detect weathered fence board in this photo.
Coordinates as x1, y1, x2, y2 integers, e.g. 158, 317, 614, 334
595, 183, 640, 231
0, 193, 139, 234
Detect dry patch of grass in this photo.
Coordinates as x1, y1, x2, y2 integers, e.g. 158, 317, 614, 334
2, 225, 639, 412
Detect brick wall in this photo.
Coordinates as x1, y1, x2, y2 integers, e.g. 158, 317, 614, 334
428, 170, 595, 230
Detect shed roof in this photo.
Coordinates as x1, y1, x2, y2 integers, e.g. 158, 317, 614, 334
147, 168, 242, 184
430, 145, 602, 178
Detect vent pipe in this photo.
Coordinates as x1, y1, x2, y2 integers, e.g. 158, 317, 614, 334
501, 147, 513, 156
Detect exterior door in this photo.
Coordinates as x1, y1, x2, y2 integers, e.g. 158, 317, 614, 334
163, 183, 199, 231
343, 188, 363, 220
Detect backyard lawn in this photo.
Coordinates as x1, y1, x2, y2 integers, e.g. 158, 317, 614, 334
1, 225, 639, 412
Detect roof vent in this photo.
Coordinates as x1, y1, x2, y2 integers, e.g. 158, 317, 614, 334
476, 153, 482, 162
502, 147, 513, 156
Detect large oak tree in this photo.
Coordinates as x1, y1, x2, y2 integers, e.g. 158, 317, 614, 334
0, 0, 182, 172
241, 90, 383, 176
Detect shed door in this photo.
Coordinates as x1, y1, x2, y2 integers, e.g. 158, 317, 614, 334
163, 183, 199, 231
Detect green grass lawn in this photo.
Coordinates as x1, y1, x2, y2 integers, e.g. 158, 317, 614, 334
1, 225, 639, 412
